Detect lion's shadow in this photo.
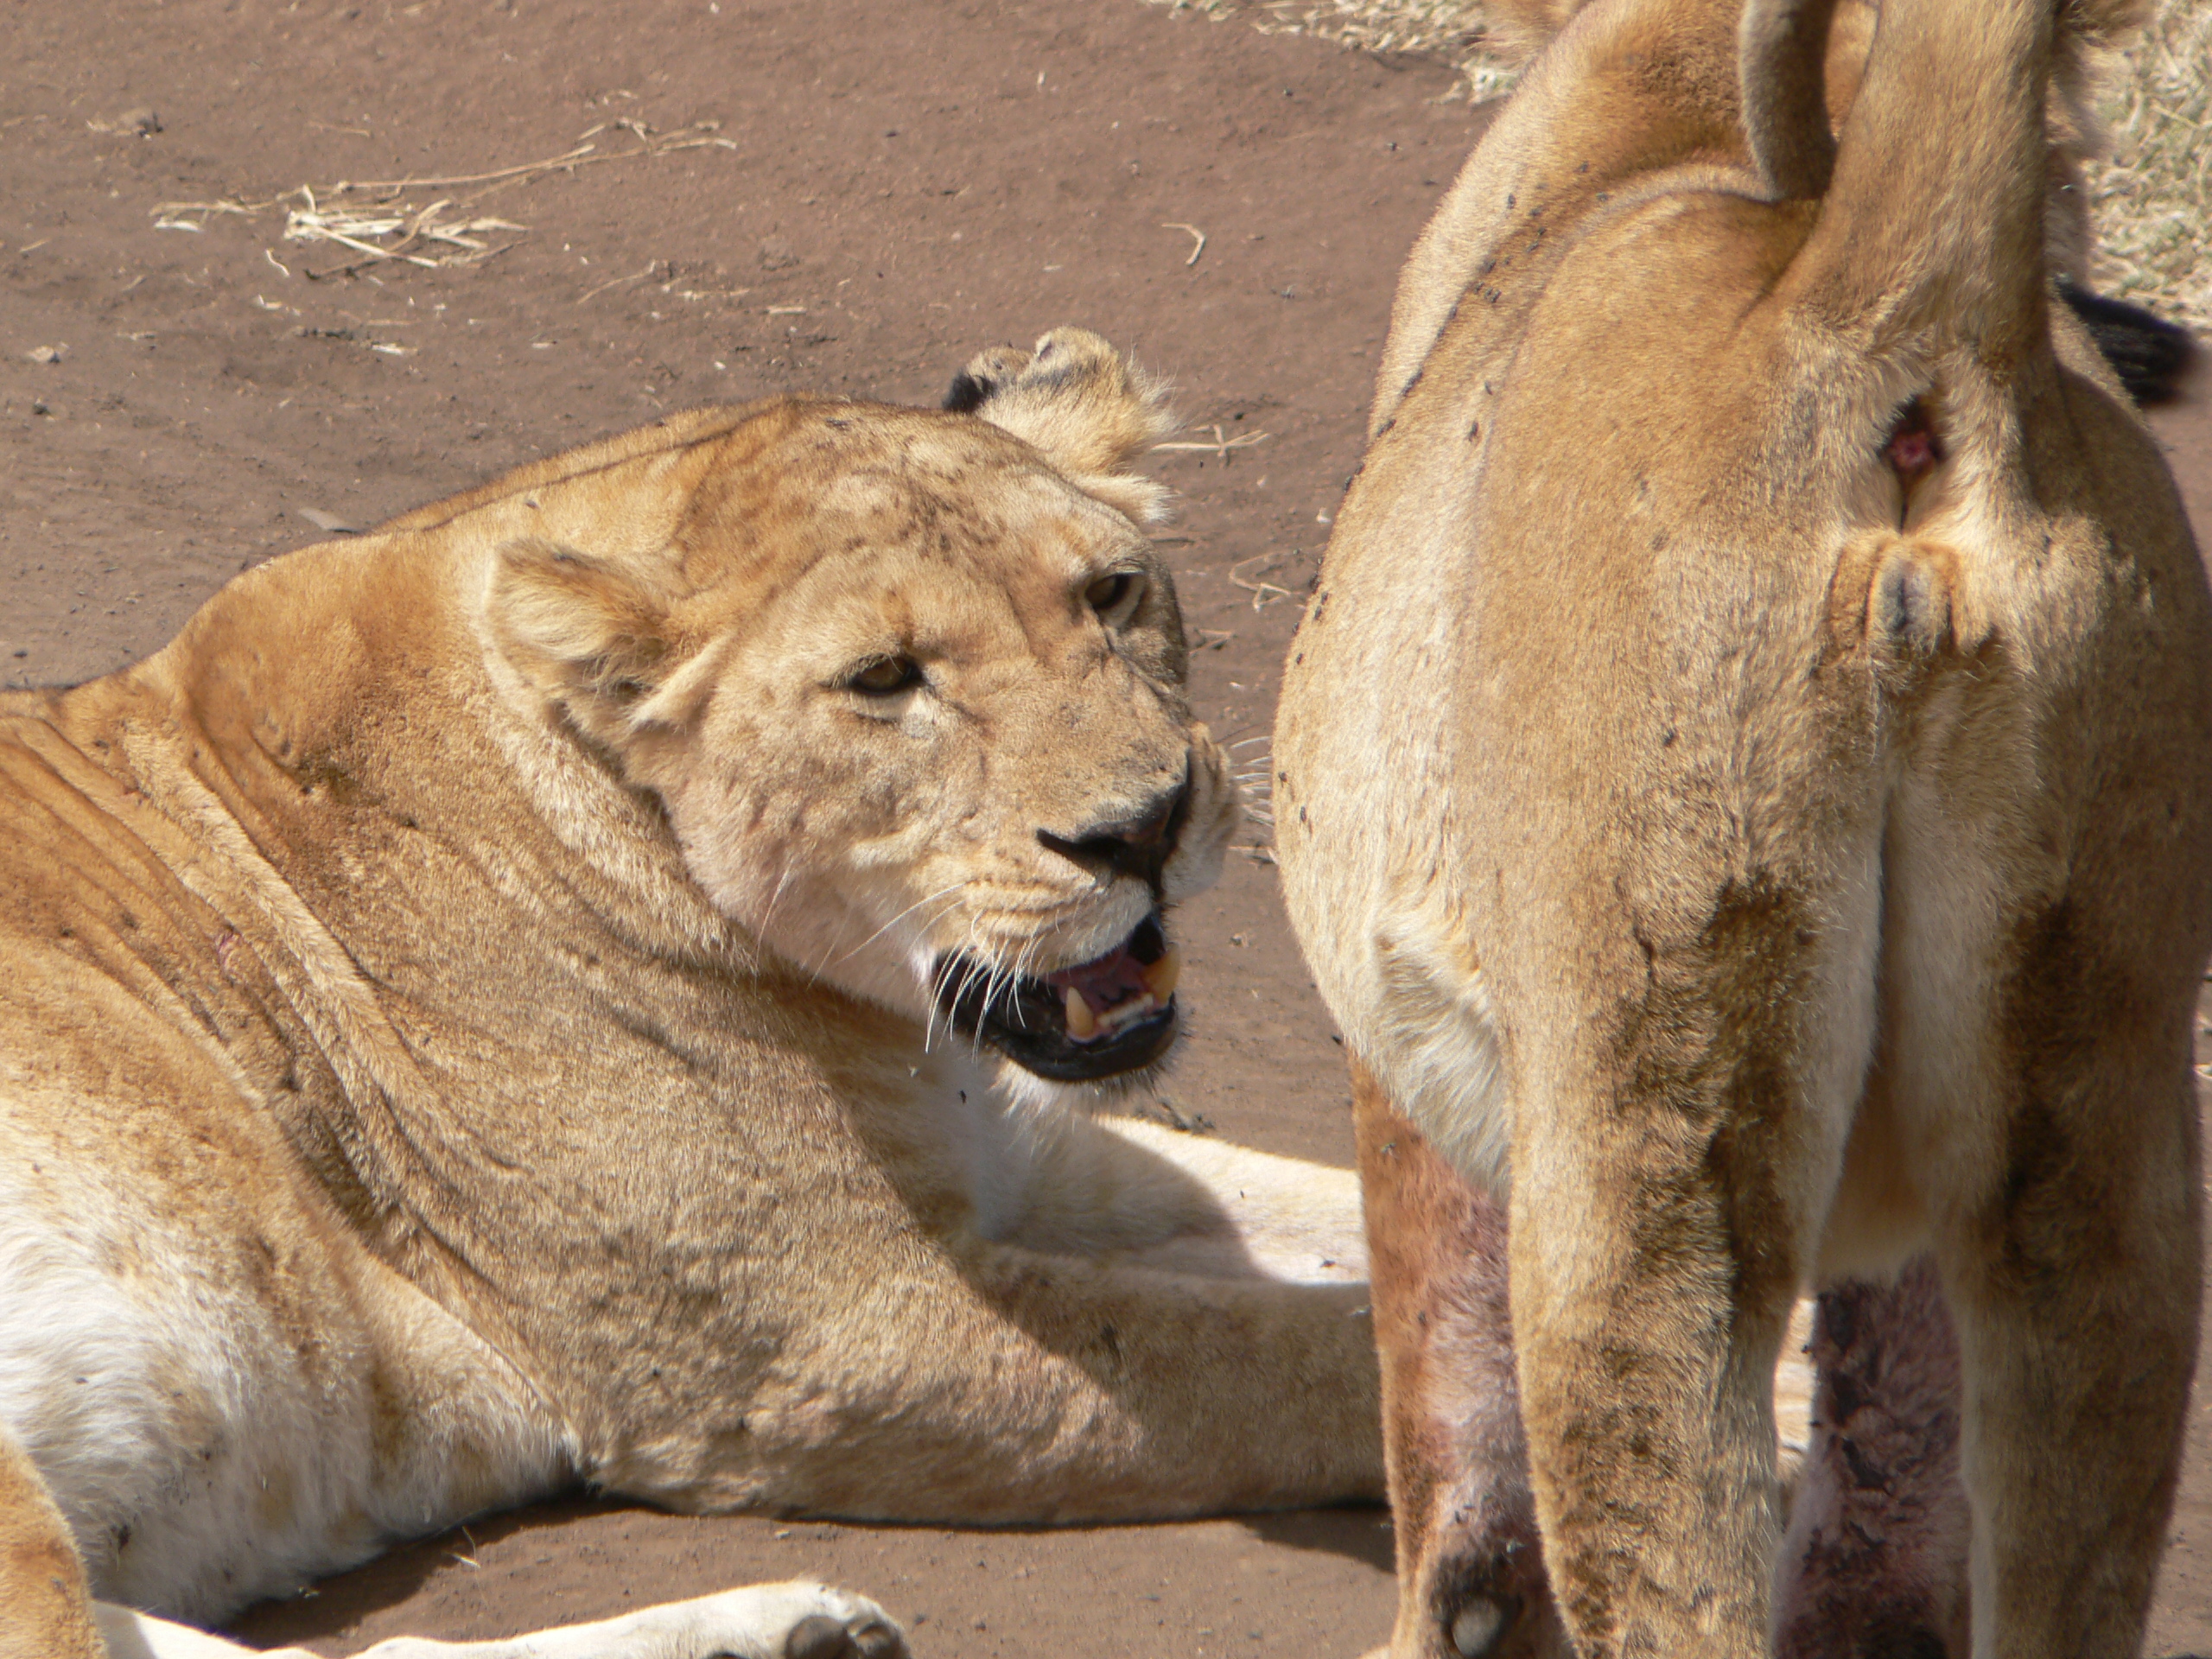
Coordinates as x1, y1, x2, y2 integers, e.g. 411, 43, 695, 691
224, 1495, 1394, 1649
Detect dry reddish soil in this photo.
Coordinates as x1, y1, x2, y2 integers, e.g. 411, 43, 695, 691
3, 2, 2209, 1655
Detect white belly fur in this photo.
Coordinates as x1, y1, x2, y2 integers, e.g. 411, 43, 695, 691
0, 1124, 569, 1626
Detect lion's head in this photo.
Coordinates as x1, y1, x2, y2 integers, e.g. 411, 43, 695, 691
485, 329, 1239, 1085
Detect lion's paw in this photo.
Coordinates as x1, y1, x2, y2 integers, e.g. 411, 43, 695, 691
779, 1592, 910, 1659
674, 1581, 908, 1659
353, 1579, 908, 1659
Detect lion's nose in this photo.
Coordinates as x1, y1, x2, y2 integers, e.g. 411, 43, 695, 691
1038, 766, 1190, 889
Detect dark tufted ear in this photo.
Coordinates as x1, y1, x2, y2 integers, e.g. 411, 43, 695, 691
942, 344, 1034, 414
942, 327, 1177, 524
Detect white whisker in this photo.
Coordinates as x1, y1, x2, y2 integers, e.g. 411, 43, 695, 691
753, 858, 795, 953
800, 906, 860, 988
930, 916, 991, 1056
831, 879, 971, 969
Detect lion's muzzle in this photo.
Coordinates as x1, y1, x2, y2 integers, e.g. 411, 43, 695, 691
1035, 764, 1191, 893
932, 911, 1182, 1083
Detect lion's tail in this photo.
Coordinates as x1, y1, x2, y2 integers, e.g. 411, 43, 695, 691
1752, 0, 2082, 360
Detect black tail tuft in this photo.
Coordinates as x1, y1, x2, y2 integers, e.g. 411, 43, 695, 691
2061, 282, 2200, 405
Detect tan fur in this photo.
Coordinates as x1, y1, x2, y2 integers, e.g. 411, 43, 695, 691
0, 1427, 103, 1659
1383, 0, 2149, 436
0, 328, 1382, 1656
1277, 1, 2209, 1656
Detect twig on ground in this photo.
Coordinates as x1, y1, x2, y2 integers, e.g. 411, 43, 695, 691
1153, 423, 1269, 460
1161, 220, 1208, 265
1229, 551, 1297, 608
579, 262, 660, 302
1142, 1096, 1217, 1135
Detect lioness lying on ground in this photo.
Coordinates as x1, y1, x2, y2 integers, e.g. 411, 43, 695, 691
1277, 0, 2210, 1655
0, 328, 1384, 1659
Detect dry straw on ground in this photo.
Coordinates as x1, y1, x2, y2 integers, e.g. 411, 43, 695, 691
151, 119, 736, 281
1154, 0, 2207, 331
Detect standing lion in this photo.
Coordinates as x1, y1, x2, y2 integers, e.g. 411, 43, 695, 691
1276, 0, 2211, 1653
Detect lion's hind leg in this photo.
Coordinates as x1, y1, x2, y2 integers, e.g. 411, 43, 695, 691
1500, 853, 1878, 1659
0, 1419, 293, 1659
0, 1417, 105, 1659
3, 1440, 887, 1659
1907, 1008, 2199, 1659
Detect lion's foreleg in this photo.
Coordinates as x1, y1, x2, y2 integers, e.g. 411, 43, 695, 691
86, 1608, 315, 1659
90, 1586, 905, 1659
1065, 1115, 1369, 1282
1350, 1062, 1562, 1659
733, 1243, 1387, 1522
966, 1240, 1390, 1514
338, 1584, 903, 1659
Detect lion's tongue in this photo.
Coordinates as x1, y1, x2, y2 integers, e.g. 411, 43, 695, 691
1046, 942, 1182, 1043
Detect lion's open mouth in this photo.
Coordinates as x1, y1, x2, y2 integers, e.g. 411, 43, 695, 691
932, 912, 1183, 1082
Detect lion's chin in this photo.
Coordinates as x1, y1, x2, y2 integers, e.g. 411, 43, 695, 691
933, 911, 1182, 1084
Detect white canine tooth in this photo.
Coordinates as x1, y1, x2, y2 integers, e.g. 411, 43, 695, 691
1064, 986, 1098, 1039
1140, 947, 1182, 1002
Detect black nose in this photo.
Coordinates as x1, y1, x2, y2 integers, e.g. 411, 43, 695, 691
1039, 768, 1191, 889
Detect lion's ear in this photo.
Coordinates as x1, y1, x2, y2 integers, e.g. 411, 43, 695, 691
486, 537, 696, 747
943, 327, 1177, 524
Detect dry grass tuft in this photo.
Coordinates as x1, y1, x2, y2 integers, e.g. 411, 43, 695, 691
1151, 0, 2205, 330
276, 193, 525, 275
2084, 0, 2211, 333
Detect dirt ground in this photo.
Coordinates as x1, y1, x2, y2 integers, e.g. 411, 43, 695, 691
3, 2, 2209, 1655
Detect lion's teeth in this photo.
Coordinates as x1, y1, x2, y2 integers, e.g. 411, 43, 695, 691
1140, 947, 1181, 1002
1096, 992, 1157, 1035
1065, 987, 1099, 1039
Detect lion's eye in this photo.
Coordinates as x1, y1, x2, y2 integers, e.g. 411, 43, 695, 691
1084, 572, 1141, 615
846, 657, 923, 696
